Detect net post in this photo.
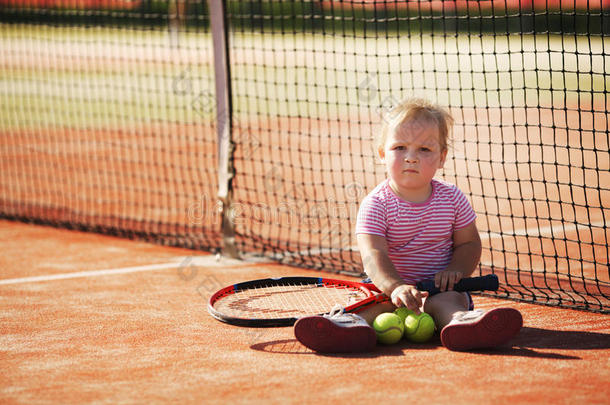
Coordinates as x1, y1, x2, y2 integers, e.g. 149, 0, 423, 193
209, 0, 239, 259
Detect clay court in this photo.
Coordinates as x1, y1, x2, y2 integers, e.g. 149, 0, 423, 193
1, 220, 609, 403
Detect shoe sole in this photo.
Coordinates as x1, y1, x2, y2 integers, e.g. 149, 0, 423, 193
440, 308, 523, 351
294, 316, 377, 353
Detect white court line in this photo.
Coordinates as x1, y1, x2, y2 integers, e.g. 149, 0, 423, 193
0, 255, 248, 286
2, 221, 604, 285
480, 220, 607, 240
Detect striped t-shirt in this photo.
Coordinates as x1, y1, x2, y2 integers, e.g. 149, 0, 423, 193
356, 179, 477, 285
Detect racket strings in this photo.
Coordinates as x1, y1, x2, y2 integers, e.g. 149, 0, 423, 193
214, 282, 370, 319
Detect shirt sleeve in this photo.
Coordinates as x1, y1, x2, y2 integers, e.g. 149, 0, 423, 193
355, 195, 387, 237
453, 187, 477, 230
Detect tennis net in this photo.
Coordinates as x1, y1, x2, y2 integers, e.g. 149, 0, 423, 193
1, 0, 608, 312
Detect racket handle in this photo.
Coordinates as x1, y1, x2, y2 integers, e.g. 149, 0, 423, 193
416, 274, 499, 296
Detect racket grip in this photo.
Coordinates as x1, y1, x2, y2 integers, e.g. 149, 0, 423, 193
416, 274, 499, 296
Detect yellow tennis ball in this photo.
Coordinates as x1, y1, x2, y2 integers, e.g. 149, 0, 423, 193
394, 307, 415, 325
404, 312, 435, 343
373, 312, 404, 345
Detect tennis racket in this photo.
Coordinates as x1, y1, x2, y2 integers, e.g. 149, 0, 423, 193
208, 274, 499, 327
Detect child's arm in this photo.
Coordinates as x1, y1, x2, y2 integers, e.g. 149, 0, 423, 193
357, 233, 427, 314
435, 221, 482, 292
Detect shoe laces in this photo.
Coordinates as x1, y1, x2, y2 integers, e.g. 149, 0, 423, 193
452, 309, 485, 323
326, 305, 346, 318
324, 305, 368, 326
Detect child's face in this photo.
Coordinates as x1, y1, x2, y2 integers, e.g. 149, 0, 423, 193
378, 119, 447, 202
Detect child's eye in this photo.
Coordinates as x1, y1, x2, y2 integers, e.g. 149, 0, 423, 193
392, 145, 405, 151
420, 147, 431, 152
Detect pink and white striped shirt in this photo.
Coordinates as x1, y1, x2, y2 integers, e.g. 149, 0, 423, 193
356, 179, 477, 285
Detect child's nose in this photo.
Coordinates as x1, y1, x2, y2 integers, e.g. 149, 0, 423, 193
404, 149, 418, 162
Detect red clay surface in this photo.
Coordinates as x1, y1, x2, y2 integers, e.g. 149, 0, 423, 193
1, 219, 609, 404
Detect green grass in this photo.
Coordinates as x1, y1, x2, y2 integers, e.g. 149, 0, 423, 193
0, 26, 216, 129
1, 25, 608, 131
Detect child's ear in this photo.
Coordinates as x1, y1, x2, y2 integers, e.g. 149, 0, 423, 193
377, 146, 386, 163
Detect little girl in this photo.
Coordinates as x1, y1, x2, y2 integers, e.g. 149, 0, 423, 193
295, 98, 522, 352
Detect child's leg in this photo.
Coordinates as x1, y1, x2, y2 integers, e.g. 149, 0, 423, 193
357, 301, 397, 325
423, 291, 471, 329
425, 291, 523, 351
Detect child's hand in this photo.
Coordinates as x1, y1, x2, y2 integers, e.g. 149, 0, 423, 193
434, 270, 464, 292
390, 284, 428, 314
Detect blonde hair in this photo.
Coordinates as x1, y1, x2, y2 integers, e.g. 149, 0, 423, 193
375, 98, 454, 153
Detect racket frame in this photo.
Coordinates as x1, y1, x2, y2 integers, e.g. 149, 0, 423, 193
207, 276, 388, 327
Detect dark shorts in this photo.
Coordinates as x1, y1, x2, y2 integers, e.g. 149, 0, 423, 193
465, 292, 475, 310
362, 278, 475, 310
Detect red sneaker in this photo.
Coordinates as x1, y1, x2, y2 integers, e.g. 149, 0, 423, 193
440, 308, 523, 351
294, 307, 377, 353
